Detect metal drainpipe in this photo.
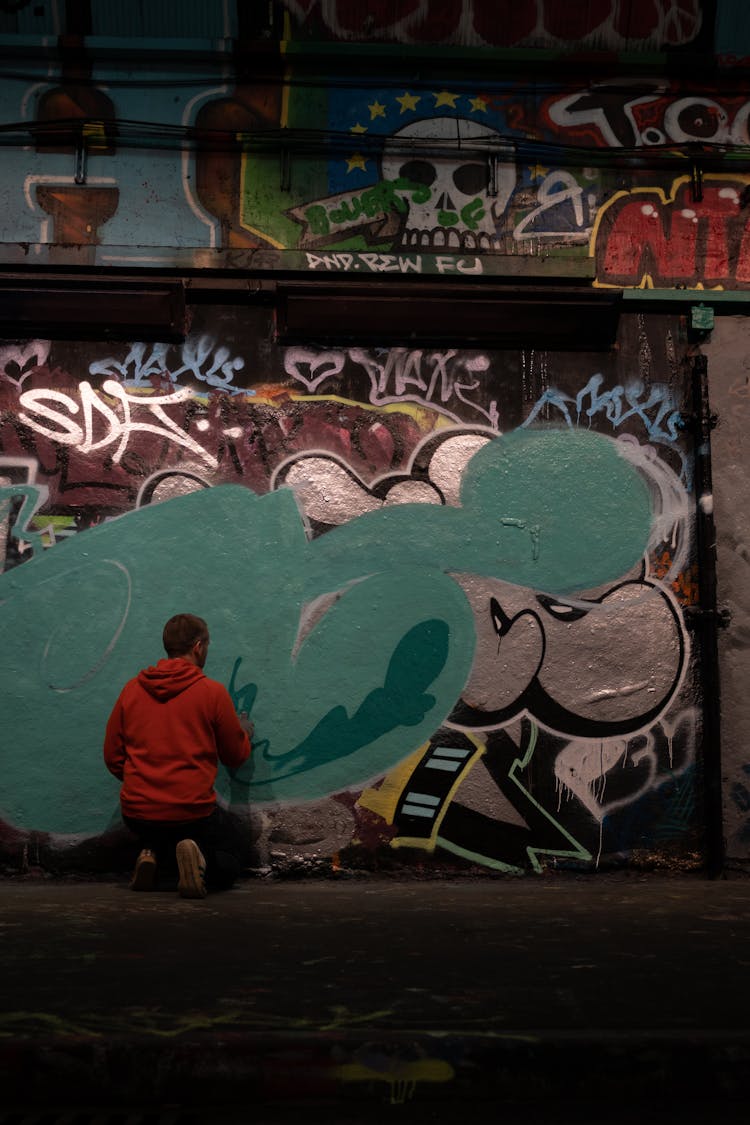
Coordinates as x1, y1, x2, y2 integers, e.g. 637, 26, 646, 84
690, 352, 725, 878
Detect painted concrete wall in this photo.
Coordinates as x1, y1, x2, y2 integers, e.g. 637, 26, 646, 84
0, 0, 747, 874
0, 315, 700, 874
1, 34, 750, 280
703, 320, 750, 868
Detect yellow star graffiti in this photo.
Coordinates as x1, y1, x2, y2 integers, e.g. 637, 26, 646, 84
346, 153, 368, 173
368, 100, 386, 120
396, 92, 421, 114
529, 164, 549, 180
469, 96, 489, 113
350, 123, 367, 134
434, 90, 459, 108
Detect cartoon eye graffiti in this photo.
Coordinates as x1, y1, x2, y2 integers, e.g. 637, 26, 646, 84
398, 159, 437, 187
452, 162, 490, 195
535, 594, 592, 623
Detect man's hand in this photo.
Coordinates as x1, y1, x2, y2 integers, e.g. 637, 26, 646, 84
239, 711, 254, 739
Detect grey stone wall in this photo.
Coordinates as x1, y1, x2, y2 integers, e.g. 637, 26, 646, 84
703, 318, 750, 867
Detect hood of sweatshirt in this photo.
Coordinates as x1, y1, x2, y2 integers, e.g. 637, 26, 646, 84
137, 658, 205, 702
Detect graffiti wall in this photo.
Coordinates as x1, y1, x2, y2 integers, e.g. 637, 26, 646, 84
0, 29, 749, 287
279, 0, 706, 48
0, 2, 738, 872
0, 310, 702, 873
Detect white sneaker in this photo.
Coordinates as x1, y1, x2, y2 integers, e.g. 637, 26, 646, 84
176, 839, 207, 899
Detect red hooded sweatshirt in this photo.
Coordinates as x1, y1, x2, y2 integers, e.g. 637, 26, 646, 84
103, 658, 252, 821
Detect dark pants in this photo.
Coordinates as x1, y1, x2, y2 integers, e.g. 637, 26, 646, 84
123, 805, 241, 891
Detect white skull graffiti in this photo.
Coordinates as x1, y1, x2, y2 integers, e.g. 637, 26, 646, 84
380, 117, 516, 251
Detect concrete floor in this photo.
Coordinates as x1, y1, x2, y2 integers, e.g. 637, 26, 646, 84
2, 872, 749, 1121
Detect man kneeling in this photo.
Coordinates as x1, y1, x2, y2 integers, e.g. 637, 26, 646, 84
104, 613, 253, 898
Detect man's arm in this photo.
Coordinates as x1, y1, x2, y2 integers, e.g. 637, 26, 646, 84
214, 687, 252, 771
103, 696, 127, 780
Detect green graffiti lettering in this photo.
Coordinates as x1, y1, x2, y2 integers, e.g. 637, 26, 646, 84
361, 181, 397, 217
304, 205, 330, 236
460, 198, 486, 230
395, 176, 431, 205
319, 178, 433, 233
330, 197, 364, 224
360, 185, 381, 217
438, 211, 460, 227
0, 485, 47, 558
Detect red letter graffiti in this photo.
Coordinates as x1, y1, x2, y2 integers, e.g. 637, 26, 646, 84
593, 177, 750, 288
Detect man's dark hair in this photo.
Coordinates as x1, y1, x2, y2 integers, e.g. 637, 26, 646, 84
163, 614, 209, 657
